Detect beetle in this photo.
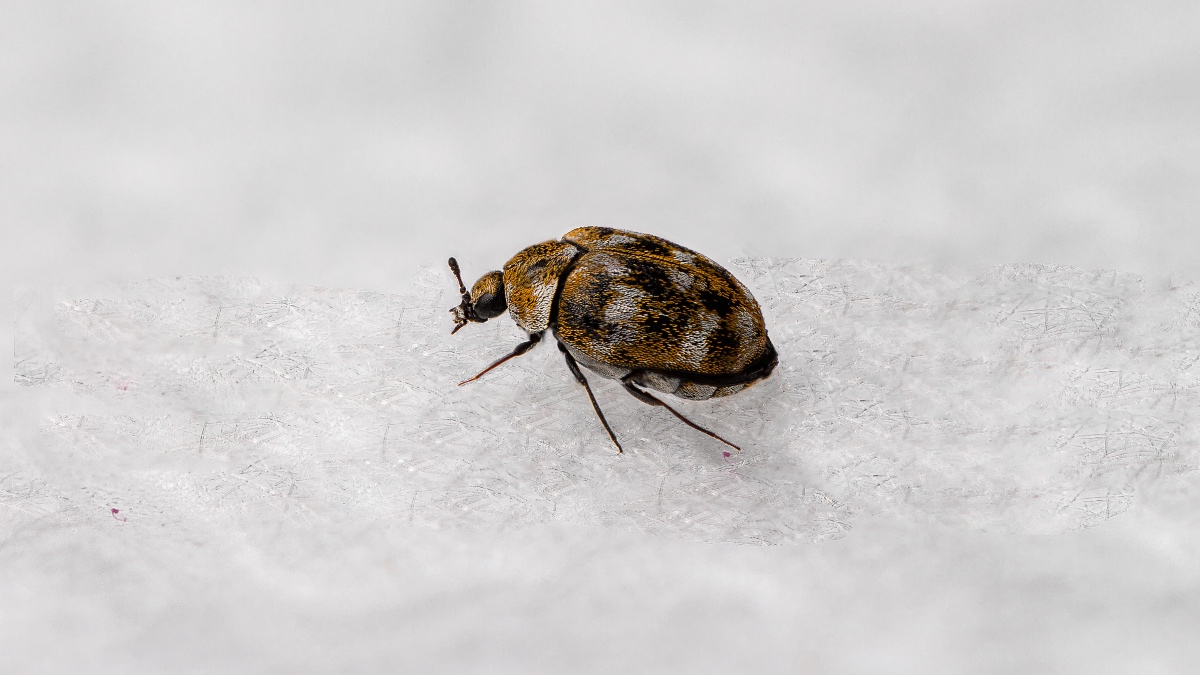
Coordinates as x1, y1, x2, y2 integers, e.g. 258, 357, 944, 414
448, 226, 778, 453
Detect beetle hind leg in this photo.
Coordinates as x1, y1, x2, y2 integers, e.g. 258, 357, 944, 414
621, 375, 742, 453
557, 342, 624, 453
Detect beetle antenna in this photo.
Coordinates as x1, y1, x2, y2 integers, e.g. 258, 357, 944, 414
448, 257, 472, 334
448, 257, 470, 299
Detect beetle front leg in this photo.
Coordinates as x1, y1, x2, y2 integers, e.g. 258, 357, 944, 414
557, 342, 624, 453
458, 332, 542, 386
621, 375, 742, 453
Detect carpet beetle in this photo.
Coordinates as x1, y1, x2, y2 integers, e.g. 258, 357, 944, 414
449, 227, 778, 453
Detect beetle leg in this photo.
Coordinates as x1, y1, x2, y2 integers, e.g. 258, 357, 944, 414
621, 375, 742, 453
458, 332, 542, 386
557, 342, 624, 453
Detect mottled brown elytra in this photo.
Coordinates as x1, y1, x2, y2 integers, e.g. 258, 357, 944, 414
449, 227, 778, 453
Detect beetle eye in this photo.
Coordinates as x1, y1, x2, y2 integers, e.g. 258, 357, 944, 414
473, 292, 507, 319
470, 271, 507, 319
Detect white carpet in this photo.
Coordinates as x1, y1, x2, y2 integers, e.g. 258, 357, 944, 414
6, 259, 1198, 673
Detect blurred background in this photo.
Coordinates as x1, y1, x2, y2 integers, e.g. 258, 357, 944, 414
3, 0, 1198, 295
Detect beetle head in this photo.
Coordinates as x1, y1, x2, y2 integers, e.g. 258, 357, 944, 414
448, 257, 507, 334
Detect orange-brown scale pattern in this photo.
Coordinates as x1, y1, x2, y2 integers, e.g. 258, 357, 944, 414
502, 240, 580, 333
469, 271, 504, 308
553, 228, 770, 378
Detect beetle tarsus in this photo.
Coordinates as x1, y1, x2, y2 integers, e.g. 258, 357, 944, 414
558, 342, 624, 453
621, 376, 742, 453
458, 332, 542, 386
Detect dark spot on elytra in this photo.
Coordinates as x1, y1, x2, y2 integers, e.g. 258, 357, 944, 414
578, 270, 612, 300
639, 311, 686, 339
623, 257, 671, 297
705, 324, 743, 366
565, 296, 604, 337
696, 287, 735, 315
626, 238, 672, 259
559, 272, 612, 340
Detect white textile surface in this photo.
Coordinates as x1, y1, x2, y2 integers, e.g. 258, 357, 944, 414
5, 259, 1199, 673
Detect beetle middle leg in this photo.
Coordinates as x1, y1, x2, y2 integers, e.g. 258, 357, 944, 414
557, 342, 624, 453
621, 374, 742, 453
458, 332, 542, 386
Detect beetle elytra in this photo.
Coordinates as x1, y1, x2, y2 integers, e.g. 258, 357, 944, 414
448, 227, 777, 453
